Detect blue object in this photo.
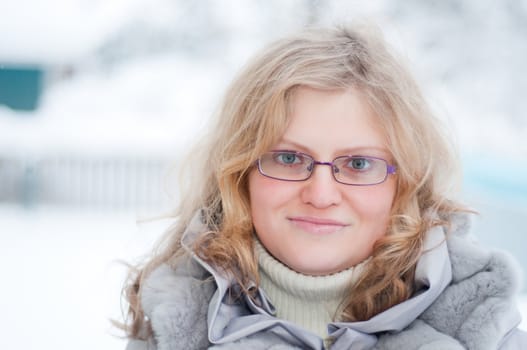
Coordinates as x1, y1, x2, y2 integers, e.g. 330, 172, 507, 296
0, 66, 43, 111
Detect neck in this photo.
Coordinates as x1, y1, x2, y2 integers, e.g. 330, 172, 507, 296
255, 239, 367, 339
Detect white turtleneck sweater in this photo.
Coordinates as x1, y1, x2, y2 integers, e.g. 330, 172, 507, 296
254, 239, 366, 340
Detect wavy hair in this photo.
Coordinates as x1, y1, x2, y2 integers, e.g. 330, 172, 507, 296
122, 24, 466, 337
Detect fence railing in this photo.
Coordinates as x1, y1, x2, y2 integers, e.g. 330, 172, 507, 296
0, 155, 177, 212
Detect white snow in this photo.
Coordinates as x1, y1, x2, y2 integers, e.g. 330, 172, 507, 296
1, 0, 526, 159
0, 54, 228, 157
0, 205, 167, 349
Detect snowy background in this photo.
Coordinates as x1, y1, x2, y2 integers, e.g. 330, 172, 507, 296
0, 1, 526, 349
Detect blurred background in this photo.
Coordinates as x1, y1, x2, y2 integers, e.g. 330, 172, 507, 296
1, 0, 526, 349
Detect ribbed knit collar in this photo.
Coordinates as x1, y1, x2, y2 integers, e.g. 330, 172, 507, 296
254, 239, 367, 339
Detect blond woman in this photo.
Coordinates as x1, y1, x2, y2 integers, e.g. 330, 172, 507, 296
122, 25, 527, 349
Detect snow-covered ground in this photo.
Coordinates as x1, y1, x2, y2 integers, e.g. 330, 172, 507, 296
0, 204, 525, 350
0, 205, 165, 349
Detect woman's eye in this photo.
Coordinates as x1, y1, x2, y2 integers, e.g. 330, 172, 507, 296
347, 157, 371, 170
275, 153, 302, 165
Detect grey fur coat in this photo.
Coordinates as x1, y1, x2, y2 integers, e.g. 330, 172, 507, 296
126, 213, 527, 349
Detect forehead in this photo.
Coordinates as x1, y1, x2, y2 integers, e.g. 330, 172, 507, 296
280, 86, 389, 157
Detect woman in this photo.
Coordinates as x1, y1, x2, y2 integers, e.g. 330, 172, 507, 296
122, 25, 527, 349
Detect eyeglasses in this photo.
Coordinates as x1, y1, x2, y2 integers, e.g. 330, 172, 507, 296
256, 151, 396, 186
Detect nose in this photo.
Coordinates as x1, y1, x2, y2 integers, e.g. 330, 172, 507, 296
300, 163, 342, 208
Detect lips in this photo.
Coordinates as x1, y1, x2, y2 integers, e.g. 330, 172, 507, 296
288, 216, 348, 235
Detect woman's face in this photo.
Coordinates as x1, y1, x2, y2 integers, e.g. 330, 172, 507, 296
248, 86, 396, 275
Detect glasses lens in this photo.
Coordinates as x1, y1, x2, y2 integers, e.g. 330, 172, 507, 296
333, 156, 388, 185
258, 151, 313, 180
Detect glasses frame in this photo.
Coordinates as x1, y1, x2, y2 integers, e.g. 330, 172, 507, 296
256, 150, 397, 186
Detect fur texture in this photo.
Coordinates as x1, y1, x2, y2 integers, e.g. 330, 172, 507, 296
142, 259, 214, 350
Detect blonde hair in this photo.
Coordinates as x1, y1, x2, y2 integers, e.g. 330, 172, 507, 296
122, 24, 466, 337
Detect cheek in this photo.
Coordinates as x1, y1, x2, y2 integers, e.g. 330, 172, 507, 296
361, 189, 393, 214
349, 183, 395, 229
248, 172, 278, 239
248, 171, 301, 244
248, 171, 296, 210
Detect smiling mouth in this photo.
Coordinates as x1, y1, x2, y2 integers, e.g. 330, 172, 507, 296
288, 216, 348, 235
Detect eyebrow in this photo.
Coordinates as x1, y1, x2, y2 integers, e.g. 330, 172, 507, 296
276, 139, 391, 158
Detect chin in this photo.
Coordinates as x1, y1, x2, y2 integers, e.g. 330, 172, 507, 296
293, 262, 343, 276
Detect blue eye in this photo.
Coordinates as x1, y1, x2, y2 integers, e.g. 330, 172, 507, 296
347, 157, 371, 171
274, 152, 301, 165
